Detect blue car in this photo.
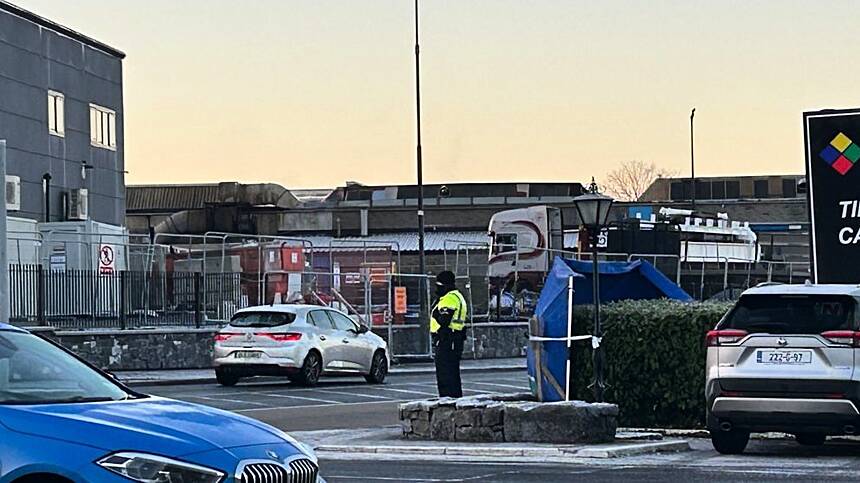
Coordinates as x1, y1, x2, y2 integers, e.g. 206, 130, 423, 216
0, 323, 325, 483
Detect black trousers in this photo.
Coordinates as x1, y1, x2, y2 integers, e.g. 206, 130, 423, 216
433, 330, 465, 398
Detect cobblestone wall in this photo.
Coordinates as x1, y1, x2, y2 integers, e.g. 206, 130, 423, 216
400, 393, 619, 444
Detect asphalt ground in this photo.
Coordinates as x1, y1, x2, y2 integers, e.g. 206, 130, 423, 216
319, 457, 860, 482
140, 369, 530, 431
144, 369, 860, 481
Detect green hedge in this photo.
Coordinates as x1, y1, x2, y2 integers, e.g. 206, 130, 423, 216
567, 299, 732, 428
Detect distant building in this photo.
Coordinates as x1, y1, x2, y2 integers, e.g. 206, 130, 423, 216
639, 175, 806, 203
1, 1, 127, 268
0, 1, 126, 226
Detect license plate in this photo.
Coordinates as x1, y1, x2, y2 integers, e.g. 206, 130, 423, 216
756, 350, 812, 365
234, 351, 263, 359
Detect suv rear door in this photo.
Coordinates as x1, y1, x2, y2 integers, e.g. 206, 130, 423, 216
712, 294, 857, 393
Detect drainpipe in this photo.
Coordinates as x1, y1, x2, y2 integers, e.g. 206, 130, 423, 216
42, 173, 52, 222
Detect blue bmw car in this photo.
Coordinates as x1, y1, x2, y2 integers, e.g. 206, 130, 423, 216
0, 323, 324, 483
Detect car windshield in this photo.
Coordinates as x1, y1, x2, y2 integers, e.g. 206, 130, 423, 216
230, 311, 296, 328
720, 294, 857, 334
0, 330, 130, 405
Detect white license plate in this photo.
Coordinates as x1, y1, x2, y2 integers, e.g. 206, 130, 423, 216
234, 351, 263, 359
756, 350, 812, 365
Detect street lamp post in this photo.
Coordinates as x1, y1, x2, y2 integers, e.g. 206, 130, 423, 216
573, 178, 614, 402
414, 0, 429, 335
690, 108, 696, 211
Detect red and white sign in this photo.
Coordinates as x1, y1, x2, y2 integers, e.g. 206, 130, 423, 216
98, 244, 115, 275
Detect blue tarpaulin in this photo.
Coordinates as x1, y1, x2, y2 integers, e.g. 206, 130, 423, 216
527, 257, 692, 402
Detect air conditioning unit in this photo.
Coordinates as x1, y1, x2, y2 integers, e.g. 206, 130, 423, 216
67, 188, 88, 221
5, 176, 20, 211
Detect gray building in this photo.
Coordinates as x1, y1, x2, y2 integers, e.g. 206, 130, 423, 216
0, 1, 125, 226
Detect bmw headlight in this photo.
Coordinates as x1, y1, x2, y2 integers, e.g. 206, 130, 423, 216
97, 452, 225, 483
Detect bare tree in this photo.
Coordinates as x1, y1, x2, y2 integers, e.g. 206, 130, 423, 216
601, 160, 677, 201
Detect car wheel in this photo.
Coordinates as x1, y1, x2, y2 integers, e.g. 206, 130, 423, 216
215, 367, 240, 387
710, 429, 750, 454
295, 351, 322, 386
795, 433, 826, 446
365, 351, 388, 384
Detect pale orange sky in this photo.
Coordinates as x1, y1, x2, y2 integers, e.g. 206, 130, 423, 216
17, 0, 860, 189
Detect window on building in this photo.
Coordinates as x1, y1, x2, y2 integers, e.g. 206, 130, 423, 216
754, 180, 769, 198
47, 91, 64, 136
712, 181, 726, 199
782, 178, 798, 198
695, 180, 712, 200
725, 181, 741, 199
89, 104, 116, 149
670, 181, 693, 201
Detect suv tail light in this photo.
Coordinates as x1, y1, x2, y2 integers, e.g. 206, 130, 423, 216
258, 332, 302, 342
214, 332, 241, 342
706, 329, 748, 346
821, 331, 860, 347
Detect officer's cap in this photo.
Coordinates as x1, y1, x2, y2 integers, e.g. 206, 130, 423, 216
435, 270, 456, 286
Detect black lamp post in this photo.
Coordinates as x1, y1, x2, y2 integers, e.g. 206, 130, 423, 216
573, 178, 614, 402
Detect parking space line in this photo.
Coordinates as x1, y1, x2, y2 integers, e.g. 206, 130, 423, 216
252, 392, 341, 404
467, 381, 529, 391
236, 399, 403, 413
370, 387, 438, 397
316, 389, 394, 400
184, 395, 269, 407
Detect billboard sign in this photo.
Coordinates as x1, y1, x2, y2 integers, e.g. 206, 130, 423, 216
804, 108, 860, 283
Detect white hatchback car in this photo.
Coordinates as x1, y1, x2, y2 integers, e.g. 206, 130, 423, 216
213, 304, 389, 387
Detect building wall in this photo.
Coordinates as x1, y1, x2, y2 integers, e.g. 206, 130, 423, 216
0, 6, 125, 226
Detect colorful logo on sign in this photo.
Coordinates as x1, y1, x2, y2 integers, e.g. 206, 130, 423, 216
820, 132, 860, 175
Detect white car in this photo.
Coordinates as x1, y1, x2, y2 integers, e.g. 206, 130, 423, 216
213, 304, 389, 387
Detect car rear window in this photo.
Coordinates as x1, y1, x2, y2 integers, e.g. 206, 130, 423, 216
230, 311, 296, 328
720, 294, 857, 334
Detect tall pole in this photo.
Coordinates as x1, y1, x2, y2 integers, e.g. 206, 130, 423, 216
0, 141, 8, 322
690, 108, 696, 211
591, 238, 604, 402
414, 0, 429, 333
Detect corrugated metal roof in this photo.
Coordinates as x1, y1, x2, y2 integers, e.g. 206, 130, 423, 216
127, 184, 223, 212
297, 231, 489, 253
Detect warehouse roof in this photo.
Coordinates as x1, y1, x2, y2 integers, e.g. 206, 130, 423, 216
297, 232, 489, 253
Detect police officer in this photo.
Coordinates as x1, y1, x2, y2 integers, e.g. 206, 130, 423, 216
430, 270, 468, 398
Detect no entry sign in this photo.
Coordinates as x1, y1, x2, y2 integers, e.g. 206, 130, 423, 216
98, 244, 115, 275
804, 108, 860, 283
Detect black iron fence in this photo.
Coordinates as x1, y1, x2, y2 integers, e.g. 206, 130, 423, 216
9, 265, 242, 329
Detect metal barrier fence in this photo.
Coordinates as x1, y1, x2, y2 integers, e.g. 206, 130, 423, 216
9, 265, 241, 329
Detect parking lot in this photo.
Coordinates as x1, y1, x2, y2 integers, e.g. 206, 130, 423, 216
141, 369, 530, 431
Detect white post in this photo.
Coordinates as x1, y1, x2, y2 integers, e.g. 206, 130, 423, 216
0, 141, 8, 322
564, 275, 574, 401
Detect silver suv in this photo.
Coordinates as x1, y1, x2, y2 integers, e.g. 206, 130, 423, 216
213, 304, 389, 387
706, 283, 860, 454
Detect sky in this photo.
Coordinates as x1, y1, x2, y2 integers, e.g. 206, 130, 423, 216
15, 0, 860, 189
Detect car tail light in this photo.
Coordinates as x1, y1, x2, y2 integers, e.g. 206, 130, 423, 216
257, 332, 302, 342
214, 332, 240, 342
821, 330, 860, 347
705, 329, 748, 346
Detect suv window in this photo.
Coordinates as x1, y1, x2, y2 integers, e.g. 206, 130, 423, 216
230, 311, 296, 328
719, 294, 857, 334
308, 310, 335, 329
328, 311, 358, 332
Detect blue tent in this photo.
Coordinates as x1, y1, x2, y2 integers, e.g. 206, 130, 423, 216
527, 257, 692, 401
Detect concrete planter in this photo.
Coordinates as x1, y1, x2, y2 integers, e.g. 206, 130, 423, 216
400, 393, 618, 444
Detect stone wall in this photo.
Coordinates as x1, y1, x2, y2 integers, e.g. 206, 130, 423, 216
383, 322, 528, 359
400, 393, 619, 444
33, 321, 528, 371
45, 328, 218, 370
